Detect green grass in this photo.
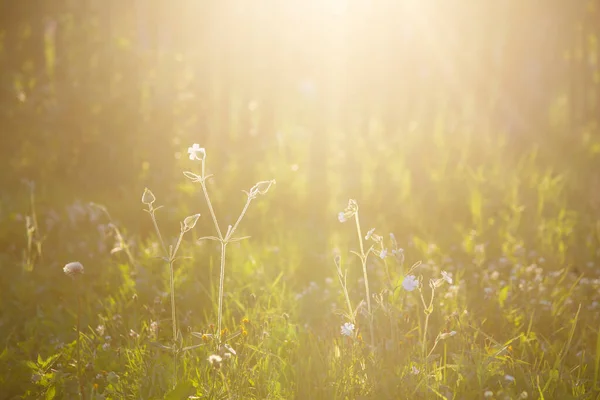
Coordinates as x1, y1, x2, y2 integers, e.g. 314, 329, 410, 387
1, 132, 600, 400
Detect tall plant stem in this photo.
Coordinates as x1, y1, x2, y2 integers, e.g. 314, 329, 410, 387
354, 212, 374, 349
76, 285, 85, 400
217, 241, 227, 344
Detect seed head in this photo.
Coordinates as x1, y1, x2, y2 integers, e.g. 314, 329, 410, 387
63, 261, 84, 278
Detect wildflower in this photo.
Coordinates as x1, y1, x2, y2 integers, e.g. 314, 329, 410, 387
187, 144, 206, 161
129, 329, 139, 339
519, 391, 528, 399
338, 199, 358, 223
96, 325, 105, 336
379, 248, 388, 259
183, 213, 201, 232
340, 322, 355, 337
141, 188, 155, 205
439, 331, 457, 340
402, 275, 419, 291
411, 365, 420, 375
150, 321, 158, 334
208, 354, 222, 368
484, 391, 493, 398
504, 374, 515, 382
441, 271, 453, 284
365, 228, 376, 240
102, 343, 110, 351
63, 262, 84, 278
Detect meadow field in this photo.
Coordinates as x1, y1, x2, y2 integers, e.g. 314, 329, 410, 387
1, 1, 600, 399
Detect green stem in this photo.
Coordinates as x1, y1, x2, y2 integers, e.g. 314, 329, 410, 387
354, 211, 374, 348
217, 241, 227, 344
150, 210, 168, 256
201, 160, 223, 240
77, 285, 85, 400
226, 197, 252, 241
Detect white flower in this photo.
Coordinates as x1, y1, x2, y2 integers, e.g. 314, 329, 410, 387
365, 228, 376, 240
379, 248, 388, 259
63, 261, 84, 277
411, 365, 420, 375
441, 270, 453, 284
338, 199, 358, 223
402, 275, 419, 291
187, 144, 206, 161
519, 391, 528, 399
504, 374, 515, 382
340, 322, 355, 336
96, 325, 105, 336
207, 354, 222, 368
484, 391, 493, 398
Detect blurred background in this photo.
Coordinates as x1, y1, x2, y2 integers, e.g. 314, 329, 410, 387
1, 0, 599, 263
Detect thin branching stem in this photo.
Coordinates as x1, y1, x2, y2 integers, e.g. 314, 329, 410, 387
353, 211, 374, 349
150, 209, 168, 256
200, 159, 223, 240
227, 197, 252, 240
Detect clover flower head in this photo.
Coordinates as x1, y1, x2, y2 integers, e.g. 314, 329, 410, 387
188, 144, 206, 161
63, 261, 84, 278
402, 275, 419, 291
340, 322, 355, 337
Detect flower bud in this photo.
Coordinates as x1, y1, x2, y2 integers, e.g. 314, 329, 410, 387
249, 180, 276, 198
183, 213, 201, 232
142, 188, 156, 205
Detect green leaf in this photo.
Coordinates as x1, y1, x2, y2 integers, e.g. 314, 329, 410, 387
498, 286, 510, 308
24, 360, 39, 370
164, 381, 194, 400
45, 386, 56, 400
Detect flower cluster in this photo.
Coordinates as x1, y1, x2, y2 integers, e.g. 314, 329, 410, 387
337, 199, 358, 223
